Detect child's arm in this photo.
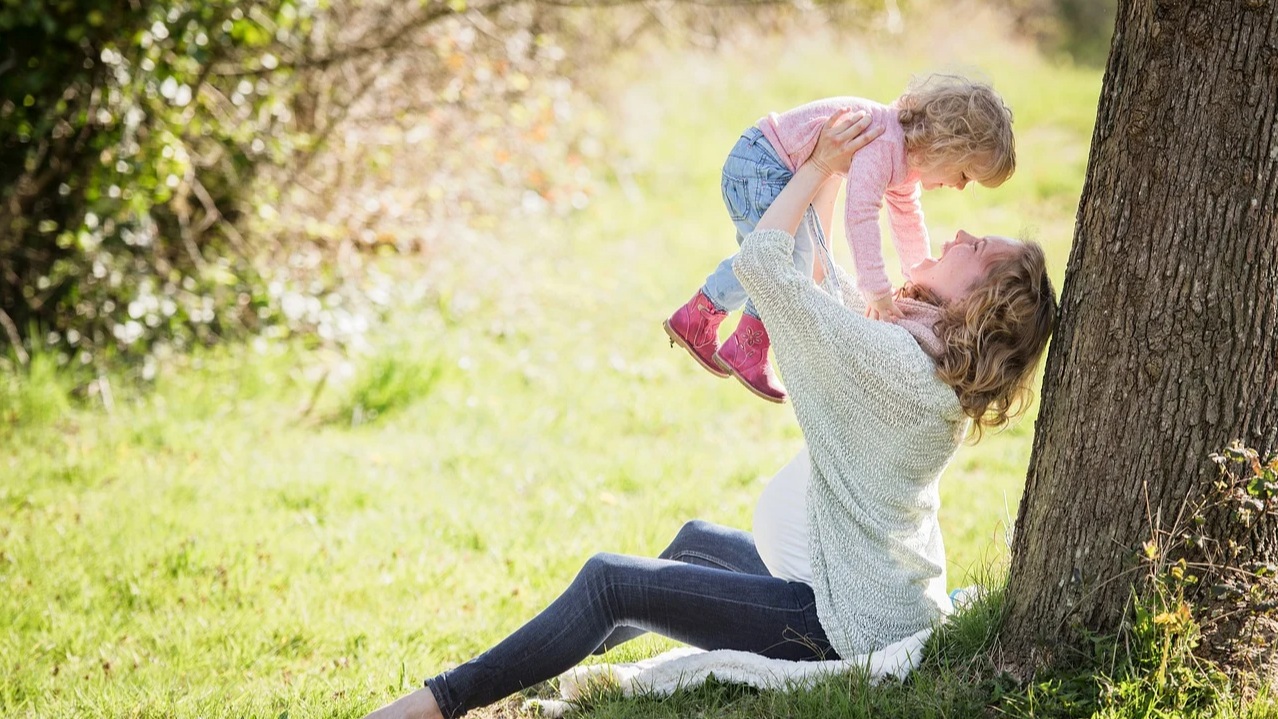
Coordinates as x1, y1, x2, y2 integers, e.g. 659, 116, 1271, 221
842, 155, 906, 321
884, 184, 931, 281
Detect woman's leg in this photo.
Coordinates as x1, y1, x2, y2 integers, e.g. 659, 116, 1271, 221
591, 519, 771, 653
424, 550, 833, 718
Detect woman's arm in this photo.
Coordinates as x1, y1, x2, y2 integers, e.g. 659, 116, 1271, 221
734, 112, 922, 379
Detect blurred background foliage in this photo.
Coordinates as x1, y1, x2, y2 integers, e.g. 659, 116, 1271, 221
0, 0, 1114, 377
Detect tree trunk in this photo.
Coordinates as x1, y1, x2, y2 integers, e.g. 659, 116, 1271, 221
1001, 0, 1278, 666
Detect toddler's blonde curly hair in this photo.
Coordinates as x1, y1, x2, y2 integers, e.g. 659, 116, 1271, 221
898, 74, 1016, 188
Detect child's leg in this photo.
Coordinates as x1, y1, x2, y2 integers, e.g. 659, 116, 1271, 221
711, 141, 804, 402
701, 129, 794, 312
666, 130, 787, 377
675, 128, 796, 398
701, 235, 751, 313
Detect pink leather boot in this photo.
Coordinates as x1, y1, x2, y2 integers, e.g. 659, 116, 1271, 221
714, 314, 787, 403
663, 290, 730, 378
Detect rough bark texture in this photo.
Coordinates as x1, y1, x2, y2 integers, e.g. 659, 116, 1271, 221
1001, 0, 1278, 663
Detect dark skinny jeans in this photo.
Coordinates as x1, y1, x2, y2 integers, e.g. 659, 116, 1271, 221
424, 519, 836, 718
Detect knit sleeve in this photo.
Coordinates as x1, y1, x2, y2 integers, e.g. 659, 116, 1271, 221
884, 182, 931, 281
735, 228, 926, 383
841, 143, 896, 302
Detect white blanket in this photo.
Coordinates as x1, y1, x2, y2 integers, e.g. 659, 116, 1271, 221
524, 627, 931, 717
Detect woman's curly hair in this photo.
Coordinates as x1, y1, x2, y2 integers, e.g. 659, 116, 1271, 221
900, 241, 1057, 441
898, 74, 1016, 188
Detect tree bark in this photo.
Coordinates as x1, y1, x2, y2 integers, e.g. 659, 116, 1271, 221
1001, 0, 1278, 664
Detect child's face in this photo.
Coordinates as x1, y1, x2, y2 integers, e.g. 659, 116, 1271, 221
918, 164, 970, 191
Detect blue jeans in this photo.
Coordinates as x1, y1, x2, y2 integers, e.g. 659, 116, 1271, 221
424, 520, 836, 718
703, 128, 830, 318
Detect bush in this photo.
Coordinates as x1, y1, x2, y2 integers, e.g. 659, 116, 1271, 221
0, 1, 314, 366
0, 0, 638, 372
2, 0, 887, 374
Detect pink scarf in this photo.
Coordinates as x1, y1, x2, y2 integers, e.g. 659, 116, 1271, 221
891, 298, 945, 360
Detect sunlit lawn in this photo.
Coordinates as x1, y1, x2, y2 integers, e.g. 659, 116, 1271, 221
0, 12, 1101, 719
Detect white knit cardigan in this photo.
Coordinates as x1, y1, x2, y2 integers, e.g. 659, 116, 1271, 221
735, 228, 967, 657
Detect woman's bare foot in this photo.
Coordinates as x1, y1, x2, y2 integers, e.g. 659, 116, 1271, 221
362, 687, 443, 719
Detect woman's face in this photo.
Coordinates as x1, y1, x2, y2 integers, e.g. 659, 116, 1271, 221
910, 230, 1019, 303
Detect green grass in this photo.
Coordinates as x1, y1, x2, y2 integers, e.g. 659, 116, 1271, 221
327, 349, 450, 427
2, 11, 1269, 719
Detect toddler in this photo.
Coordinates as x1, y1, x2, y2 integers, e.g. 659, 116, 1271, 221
663, 74, 1016, 403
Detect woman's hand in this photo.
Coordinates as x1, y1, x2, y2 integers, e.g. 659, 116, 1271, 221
753, 110, 881, 237
809, 110, 883, 177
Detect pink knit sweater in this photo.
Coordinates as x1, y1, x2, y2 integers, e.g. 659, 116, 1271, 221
757, 97, 929, 301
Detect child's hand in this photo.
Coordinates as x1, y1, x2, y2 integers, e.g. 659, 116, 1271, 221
865, 294, 905, 322
810, 109, 885, 177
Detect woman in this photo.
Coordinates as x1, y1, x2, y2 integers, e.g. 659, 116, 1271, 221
365, 112, 1057, 719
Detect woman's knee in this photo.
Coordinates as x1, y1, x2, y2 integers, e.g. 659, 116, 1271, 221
577, 552, 629, 588
573, 552, 651, 618
660, 519, 717, 560
659, 521, 710, 559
